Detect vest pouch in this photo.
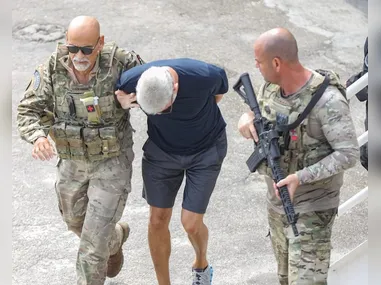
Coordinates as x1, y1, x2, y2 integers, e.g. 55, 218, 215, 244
279, 150, 291, 175
99, 126, 121, 157
50, 122, 70, 159
268, 99, 292, 122
65, 125, 86, 160
80, 94, 102, 125
287, 149, 300, 174
83, 128, 103, 160
98, 94, 116, 121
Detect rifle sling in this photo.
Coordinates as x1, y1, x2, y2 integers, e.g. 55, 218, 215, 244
276, 75, 330, 132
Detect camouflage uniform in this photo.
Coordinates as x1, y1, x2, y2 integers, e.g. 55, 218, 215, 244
268, 208, 336, 285
17, 42, 144, 285
256, 69, 359, 284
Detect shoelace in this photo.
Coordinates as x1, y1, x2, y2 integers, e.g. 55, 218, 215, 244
195, 273, 201, 285
192, 266, 212, 285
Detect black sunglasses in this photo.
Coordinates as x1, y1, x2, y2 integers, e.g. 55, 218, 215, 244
66, 37, 100, 55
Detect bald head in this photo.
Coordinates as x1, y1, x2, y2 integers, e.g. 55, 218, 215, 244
67, 16, 100, 43
256, 28, 299, 63
65, 16, 104, 73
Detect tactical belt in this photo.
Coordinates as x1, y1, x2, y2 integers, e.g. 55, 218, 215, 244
51, 123, 121, 161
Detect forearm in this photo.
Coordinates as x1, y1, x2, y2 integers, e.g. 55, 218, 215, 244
296, 86, 361, 184
17, 103, 52, 144
296, 91, 360, 184
296, 146, 359, 184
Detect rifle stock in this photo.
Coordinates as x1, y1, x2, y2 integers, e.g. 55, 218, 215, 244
234, 73, 299, 237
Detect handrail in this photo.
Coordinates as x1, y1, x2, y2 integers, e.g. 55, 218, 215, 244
335, 73, 368, 216
346, 72, 368, 100
357, 130, 368, 147
329, 71, 369, 282
338, 186, 368, 217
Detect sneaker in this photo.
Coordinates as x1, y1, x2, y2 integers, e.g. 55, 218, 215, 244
106, 222, 130, 278
192, 264, 213, 285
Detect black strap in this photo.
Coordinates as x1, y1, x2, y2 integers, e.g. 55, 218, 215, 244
276, 76, 330, 132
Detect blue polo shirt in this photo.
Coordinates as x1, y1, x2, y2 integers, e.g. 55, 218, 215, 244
116, 58, 228, 155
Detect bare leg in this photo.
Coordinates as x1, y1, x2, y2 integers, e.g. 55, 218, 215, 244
181, 209, 209, 269
148, 206, 173, 285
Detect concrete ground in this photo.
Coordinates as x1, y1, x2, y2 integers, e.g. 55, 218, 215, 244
12, 0, 368, 284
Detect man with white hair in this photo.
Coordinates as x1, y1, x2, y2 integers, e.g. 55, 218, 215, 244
116, 58, 229, 285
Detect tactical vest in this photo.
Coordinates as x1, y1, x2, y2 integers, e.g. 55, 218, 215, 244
50, 42, 130, 161
256, 69, 347, 177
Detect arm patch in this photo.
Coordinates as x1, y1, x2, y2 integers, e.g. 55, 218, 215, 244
33, 70, 41, 91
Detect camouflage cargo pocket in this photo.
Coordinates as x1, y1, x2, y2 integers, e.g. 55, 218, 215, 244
313, 208, 337, 227
115, 149, 134, 194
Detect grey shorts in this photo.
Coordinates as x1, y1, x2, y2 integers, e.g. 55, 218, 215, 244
141, 130, 227, 214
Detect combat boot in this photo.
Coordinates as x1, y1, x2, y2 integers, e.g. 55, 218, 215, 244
106, 222, 130, 278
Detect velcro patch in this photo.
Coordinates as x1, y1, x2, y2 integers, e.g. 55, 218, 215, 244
276, 112, 289, 126
33, 70, 41, 91
86, 105, 96, 112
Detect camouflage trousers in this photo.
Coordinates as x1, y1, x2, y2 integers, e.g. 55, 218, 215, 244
55, 148, 134, 285
267, 207, 337, 285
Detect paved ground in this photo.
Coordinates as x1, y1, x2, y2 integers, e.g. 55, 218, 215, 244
12, 0, 368, 284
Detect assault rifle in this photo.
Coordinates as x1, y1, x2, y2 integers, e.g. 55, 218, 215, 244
233, 73, 299, 237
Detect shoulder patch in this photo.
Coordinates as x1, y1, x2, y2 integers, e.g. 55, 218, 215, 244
33, 70, 41, 91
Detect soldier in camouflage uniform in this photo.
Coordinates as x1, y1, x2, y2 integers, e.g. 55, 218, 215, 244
238, 28, 359, 285
17, 16, 144, 285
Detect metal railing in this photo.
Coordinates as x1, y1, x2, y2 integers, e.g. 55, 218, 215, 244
336, 72, 368, 218
329, 72, 368, 279
346, 72, 368, 100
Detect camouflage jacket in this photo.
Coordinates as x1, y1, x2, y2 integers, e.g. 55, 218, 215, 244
258, 69, 360, 213
17, 42, 144, 161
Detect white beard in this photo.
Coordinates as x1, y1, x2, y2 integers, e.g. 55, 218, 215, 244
73, 57, 91, 71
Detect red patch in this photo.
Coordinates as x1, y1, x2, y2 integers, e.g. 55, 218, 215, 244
87, 105, 95, 112
290, 129, 298, 141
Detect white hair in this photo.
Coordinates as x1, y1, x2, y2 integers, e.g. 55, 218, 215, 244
136, 66, 173, 114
